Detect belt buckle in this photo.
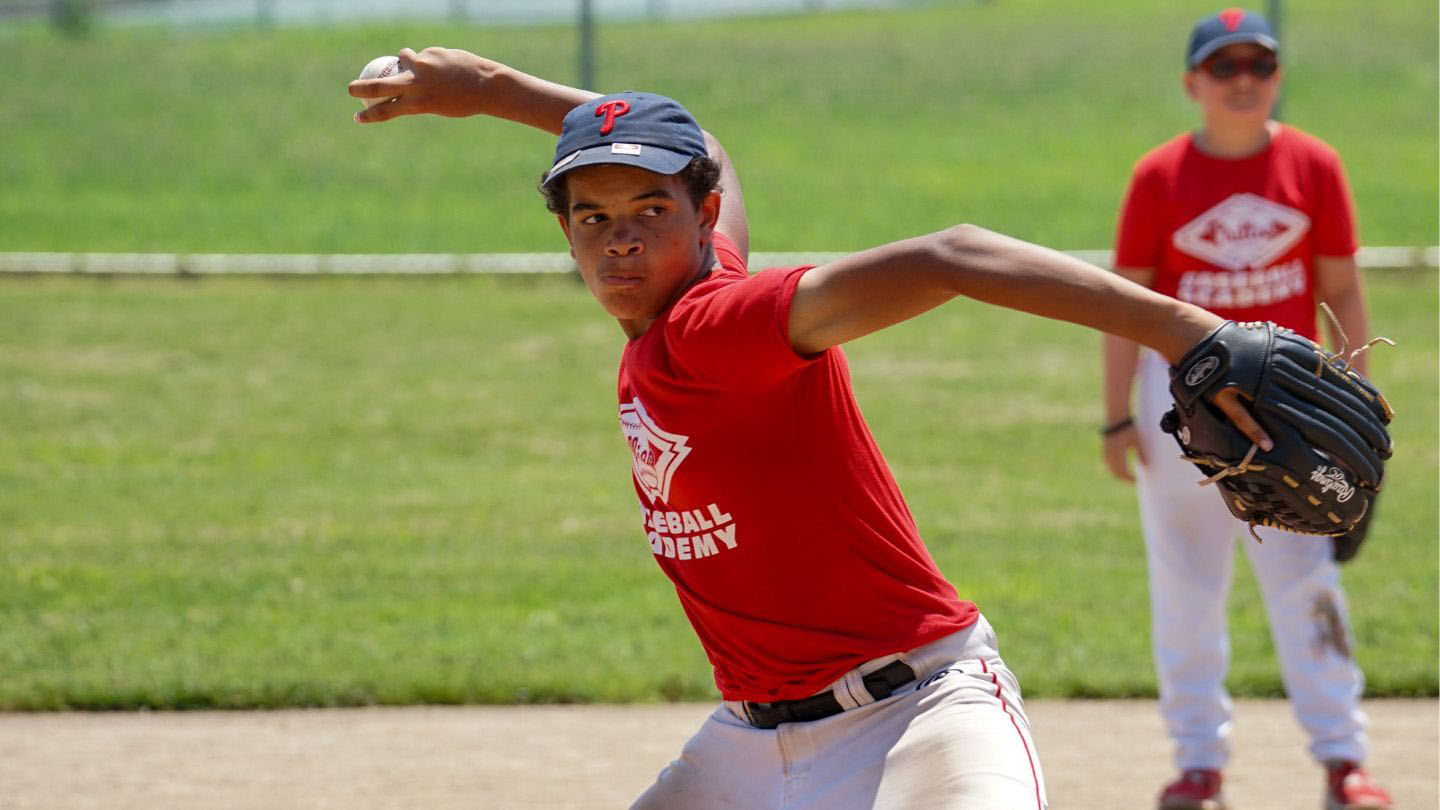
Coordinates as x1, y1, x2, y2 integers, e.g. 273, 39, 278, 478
743, 660, 916, 729
863, 674, 894, 700
742, 701, 764, 728
862, 659, 916, 701
743, 693, 823, 729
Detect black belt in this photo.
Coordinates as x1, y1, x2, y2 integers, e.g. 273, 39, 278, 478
742, 660, 916, 729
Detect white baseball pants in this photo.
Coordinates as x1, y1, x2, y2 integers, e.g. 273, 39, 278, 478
1133, 349, 1369, 771
630, 615, 1047, 809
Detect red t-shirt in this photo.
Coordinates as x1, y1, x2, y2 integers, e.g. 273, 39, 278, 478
617, 234, 977, 702
1114, 125, 1358, 340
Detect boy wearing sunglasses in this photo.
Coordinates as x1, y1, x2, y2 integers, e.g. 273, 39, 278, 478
1101, 8, 1391, 810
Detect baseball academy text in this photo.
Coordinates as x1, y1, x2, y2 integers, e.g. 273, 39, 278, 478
643, 503, 737, 560
1177, 258, 1307, 310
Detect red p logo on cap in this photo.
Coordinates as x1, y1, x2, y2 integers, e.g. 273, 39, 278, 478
596, 100, 631, 135
1219, 7, 1245, 31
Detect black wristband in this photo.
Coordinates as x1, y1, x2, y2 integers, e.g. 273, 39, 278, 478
1101, 417, 1134, 436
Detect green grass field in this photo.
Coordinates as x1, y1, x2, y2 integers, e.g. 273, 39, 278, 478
1, 2, 1436, 709
1, 0, 1435, 253
1, 270, 1434, 709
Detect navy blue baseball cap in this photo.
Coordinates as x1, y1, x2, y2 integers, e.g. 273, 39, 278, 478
1187, 8, 1279, 68
542, 91, 708, 188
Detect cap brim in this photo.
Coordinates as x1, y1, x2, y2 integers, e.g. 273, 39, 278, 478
1189, 33, 1279, 67
542, 144, 694, 187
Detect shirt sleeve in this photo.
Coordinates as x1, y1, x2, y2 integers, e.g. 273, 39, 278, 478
1311, 148, 1360, 257
664, 264, 821, 392
1113, 164, 1165, 269
712, 231, 746, 275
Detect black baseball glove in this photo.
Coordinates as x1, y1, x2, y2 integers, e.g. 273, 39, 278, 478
1331, 491, 1377, 563
1160, 321, 1394, 540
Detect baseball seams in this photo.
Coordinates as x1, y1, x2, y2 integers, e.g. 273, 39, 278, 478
357, 56, 404, 109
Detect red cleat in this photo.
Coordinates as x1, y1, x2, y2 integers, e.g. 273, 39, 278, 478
1326, 761, 1393, 810
1158, 769, 1226, 810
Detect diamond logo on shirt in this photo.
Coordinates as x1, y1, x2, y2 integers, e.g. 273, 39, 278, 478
1172, 193, 1311, 272
619, 398, 691, 504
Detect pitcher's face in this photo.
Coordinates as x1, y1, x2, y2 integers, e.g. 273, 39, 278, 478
557, 164, 719, 336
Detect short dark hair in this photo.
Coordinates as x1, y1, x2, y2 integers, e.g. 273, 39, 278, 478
539, 156, 722, 215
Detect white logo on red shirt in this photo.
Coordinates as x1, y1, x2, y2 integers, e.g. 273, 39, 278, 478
1173, 193, 1310, 272
1176, 258, 1307, 309
619, 398, 691, 504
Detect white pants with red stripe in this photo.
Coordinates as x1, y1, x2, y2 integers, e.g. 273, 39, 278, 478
1134, 349, 1370, 771
629, 615, 1047, 810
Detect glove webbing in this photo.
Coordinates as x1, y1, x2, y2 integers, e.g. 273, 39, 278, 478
1186, 441, 1373, 544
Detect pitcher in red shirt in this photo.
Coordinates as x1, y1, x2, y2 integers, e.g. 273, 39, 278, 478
1101, 9, 1392, 810
353, 45, 1280, 810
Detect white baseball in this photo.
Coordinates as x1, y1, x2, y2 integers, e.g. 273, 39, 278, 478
356, 55, 403, 109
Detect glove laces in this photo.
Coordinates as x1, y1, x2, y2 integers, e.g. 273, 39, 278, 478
1317, 302, 1396, 374
1182, 444, 1271, 543
1187, 442, 1265, 486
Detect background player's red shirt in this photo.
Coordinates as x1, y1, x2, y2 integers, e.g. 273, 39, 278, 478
617, 234, 977, 703
1114, 124, 1358, 340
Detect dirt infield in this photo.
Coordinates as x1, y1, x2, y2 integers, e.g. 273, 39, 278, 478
2, 699, 1434, 809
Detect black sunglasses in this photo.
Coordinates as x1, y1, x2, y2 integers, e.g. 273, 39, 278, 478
1201, 54, 1279, 80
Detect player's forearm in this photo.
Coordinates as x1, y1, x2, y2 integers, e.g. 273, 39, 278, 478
789, 224, 1219, 357
478, 62, 600, 134
932, 225, 1221, 364
350, 48, 599, 130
